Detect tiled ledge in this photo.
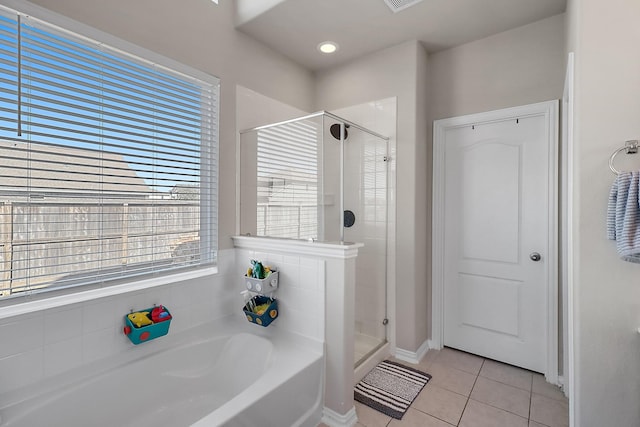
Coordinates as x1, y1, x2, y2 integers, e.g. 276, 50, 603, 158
0, 266, 219, 321
231, 235, 363, 259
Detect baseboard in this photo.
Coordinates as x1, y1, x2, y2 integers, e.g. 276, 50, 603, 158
394, 339, 431, 364
321, 406, 357, 427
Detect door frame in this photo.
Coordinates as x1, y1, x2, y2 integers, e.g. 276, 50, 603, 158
431, 100, 559, 383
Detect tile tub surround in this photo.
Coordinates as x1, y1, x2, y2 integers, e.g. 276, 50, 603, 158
1, 316, 324, 427
0, 249, 237, 396
319, 347, 568, 427
232, 235, 363, 424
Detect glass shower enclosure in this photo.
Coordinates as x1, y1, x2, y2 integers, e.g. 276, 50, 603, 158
239, 111, 389, 366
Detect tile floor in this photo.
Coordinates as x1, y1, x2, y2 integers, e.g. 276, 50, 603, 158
320, 347, 569, 427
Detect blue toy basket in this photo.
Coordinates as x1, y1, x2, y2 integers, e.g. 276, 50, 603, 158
123, 306, 172, 345
242, 296, 278, 327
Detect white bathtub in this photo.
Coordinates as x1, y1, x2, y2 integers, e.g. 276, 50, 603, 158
0, 317, 324, 427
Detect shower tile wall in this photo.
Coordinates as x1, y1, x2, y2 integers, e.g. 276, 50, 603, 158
332, 98, 397, 357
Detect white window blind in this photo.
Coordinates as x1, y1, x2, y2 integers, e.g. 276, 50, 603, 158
256, 120, 319, 240
0, 7, 218, 297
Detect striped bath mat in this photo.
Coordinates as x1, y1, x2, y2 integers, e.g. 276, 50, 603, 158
354, 360, 431, 419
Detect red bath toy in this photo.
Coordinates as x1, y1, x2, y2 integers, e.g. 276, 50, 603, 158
151, 305, 172, 323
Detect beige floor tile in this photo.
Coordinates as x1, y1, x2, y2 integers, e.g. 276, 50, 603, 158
530, 393, 569, 427
479, 359, 533, 391
435, 347, 485, 375
412, 383, 467, 425
388, 407, 455, 427
417, 348, 441, 371
355, 401, 393, 427
529, 421, 549, 427
470, 376, 531, 418
459, 399, 529, 427
428, 361, 478, 396
532, 374, 568, 402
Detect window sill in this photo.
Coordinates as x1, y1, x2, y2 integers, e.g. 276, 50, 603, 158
0, 266, 218, 321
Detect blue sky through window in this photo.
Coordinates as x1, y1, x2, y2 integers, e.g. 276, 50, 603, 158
0, 14, 211, 194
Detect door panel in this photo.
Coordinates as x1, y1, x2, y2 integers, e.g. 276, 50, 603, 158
443, 115, 549, 372
461, 140, 521, 263
458, 273, 521, 337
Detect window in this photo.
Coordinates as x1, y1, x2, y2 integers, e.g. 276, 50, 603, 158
0, 6, 219, 298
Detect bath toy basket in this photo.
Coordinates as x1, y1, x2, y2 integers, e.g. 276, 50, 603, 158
123, 306, 172, 345
242, 295, 278, 327
244, 271, 279, 293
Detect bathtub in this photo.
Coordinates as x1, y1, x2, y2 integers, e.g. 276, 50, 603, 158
0, 317, 324, 427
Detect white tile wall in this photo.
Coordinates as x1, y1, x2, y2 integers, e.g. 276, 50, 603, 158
0, 249, 236, 396
235, 249, 325, 342
44, 337, 82, 377
0, 347, 43, 392
0, 313, 44, 359
0, 245, 328, 397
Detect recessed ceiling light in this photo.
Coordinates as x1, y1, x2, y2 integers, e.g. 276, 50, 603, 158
317, 41, 339, 54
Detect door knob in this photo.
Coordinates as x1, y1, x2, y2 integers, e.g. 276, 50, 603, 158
529, 252, 541, 262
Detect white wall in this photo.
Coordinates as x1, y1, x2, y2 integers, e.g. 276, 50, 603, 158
568, 0, 640, 425
236, 85, 308, 132
24, 0, 316, 251
315, 40, 430, 353
429, 13, 566, 121
235, 0, 287, 26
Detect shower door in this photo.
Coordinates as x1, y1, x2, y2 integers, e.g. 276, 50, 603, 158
340, 123, 389, 366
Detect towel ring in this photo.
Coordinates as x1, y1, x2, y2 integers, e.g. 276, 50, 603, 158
609, 140, 639, 175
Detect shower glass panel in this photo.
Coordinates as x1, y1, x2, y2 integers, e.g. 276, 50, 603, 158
239, 112, 388, 367
239, 115, 325, 240
337, 122, 388, 366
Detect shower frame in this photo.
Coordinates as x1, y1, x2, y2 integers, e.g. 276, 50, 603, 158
239, 110, 391, 367
239, 110, 389, 241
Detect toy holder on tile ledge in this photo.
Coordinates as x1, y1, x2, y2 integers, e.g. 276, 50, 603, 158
123, 305, 172, 345
242, 260, 279, 327
244, 270, 279, 293
242, 295, 278, 327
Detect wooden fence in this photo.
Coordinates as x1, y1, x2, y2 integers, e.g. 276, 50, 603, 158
0, 200, 199, 295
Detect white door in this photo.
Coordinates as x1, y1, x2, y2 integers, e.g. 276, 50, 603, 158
442, 112, 551, 373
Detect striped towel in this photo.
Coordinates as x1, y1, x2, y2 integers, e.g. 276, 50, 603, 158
607, 171, 640, 263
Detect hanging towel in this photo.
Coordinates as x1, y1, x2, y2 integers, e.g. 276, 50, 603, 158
607, 171, 640, 263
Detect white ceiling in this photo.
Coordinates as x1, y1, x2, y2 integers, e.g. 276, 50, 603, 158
235, 0, 567, 71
